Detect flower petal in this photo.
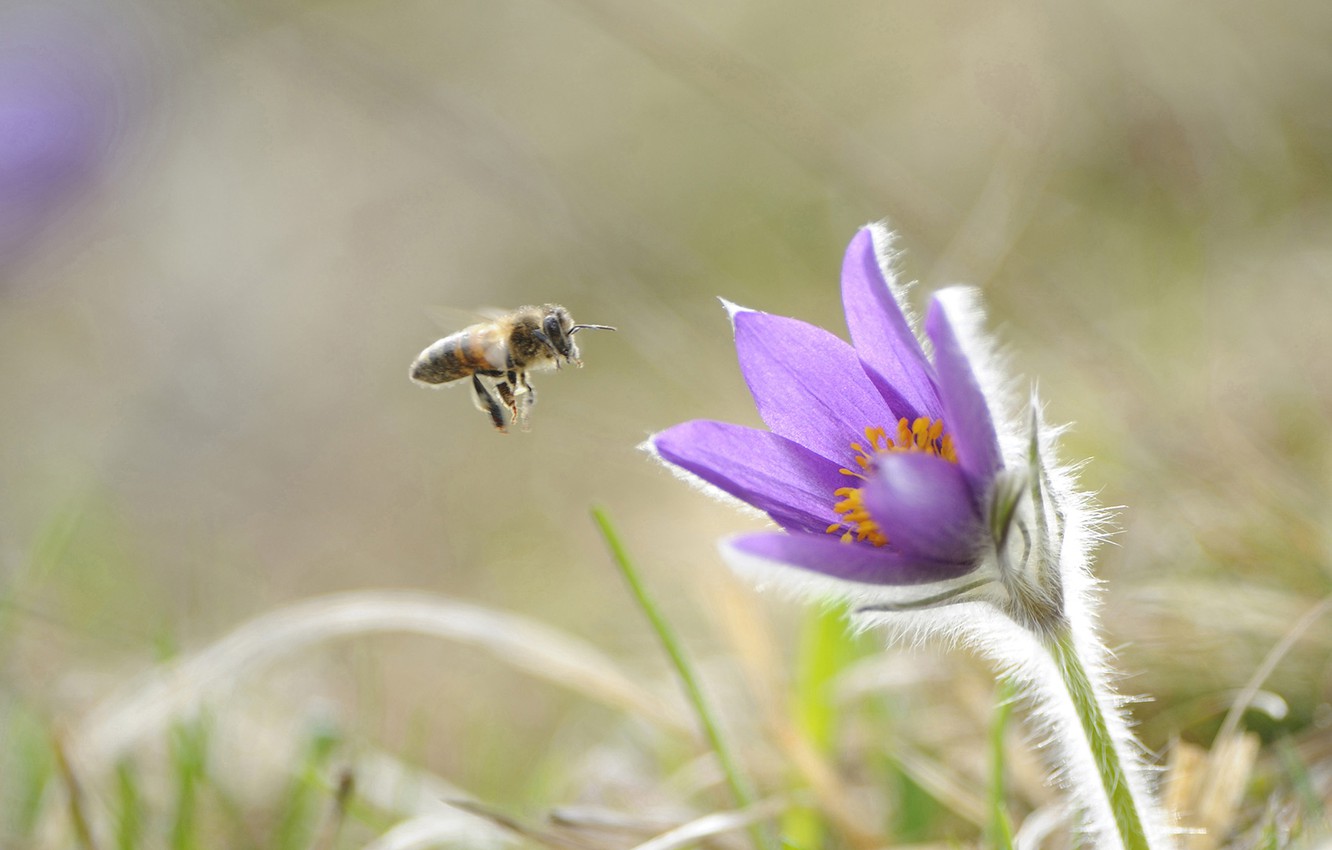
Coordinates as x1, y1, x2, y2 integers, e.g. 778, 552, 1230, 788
861, 451, 985, 564
732, 308, 896, 466
840, 226, 942, 421
726, 531, 974, 585
651, 420, 845, 534
924, 298, 1003, 490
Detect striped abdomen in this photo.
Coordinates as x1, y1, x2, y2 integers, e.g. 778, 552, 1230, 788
409, 324, 509, 385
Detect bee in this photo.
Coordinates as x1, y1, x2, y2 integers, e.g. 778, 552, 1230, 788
409, 304, 615, 433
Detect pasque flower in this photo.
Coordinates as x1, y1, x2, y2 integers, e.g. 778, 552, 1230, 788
652, 223, 1061, 629
650, 224, 1170, 849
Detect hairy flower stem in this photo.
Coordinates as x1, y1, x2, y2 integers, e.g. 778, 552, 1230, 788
1044, 625, 1153, 850
591, 507, 778, 850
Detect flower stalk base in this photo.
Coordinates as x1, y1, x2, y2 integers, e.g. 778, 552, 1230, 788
1044, 625, 1154, 850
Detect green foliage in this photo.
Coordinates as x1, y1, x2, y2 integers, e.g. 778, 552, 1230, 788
114, 760, 144, 850
593, 506, 776, 850
987, 681, 1016, 850
2, 707, 56, 842
782, 605, 861, 849
889, 768, 946, 842
273, 723, 343, 850
168, 717, 211, 850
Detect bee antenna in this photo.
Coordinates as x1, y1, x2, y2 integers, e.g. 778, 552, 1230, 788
568, 324, 616, 334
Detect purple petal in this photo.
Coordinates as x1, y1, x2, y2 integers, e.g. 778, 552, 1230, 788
727, 531, 975, 585
840, 227, 943, 421
923, 299, 1003, 490
733, 309, 896, 467
861, 452, 984, 564
652, 420, 846, 535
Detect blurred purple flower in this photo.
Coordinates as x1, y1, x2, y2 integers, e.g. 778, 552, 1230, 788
0, 1, 141, 272
651, 224, 1040, 612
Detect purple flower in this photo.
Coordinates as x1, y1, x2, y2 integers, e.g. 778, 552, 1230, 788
652, 225, 1165, 847
652, 224, 1059, 617
0, 1, 146, 274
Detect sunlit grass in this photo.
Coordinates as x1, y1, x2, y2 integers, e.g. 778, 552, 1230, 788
6, 552, 1332, 848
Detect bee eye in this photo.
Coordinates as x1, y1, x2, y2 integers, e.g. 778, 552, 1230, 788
543, 314, 570, 355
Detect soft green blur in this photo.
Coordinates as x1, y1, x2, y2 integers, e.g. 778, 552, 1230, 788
3, 0, 1331, 845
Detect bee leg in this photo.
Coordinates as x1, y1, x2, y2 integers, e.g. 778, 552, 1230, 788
511, 370, 535, 431
471, 374, 508, 433
495, 380, 515, 413
494, 379, 529, 432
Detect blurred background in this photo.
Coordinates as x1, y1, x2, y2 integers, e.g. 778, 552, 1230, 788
2, 0, 1331, 846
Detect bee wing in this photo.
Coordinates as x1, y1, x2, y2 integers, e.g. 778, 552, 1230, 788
424, 304, 509, 331
472, 305, 513, 321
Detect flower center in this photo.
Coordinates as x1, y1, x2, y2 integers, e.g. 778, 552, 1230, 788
825, 417, 958, 546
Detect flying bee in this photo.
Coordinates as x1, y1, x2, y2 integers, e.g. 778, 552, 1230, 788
409, 304, 615, 433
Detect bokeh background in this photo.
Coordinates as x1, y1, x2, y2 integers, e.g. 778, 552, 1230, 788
3, 0, 1331, 846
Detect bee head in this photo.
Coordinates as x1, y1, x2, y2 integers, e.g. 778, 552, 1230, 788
541, 305, 577, 361
540, 304, 615, 364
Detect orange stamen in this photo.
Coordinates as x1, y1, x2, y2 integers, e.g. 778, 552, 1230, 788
825, 416, 958, 547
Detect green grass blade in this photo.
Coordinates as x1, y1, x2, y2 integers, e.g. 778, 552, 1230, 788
1275, 735, 1326, 829
781, 605, 853, 848
52, 732, 97, 850
591, 506, 776, 850
274, 725, 341, 850
4, 708, 55, 840
987, 679, 1016, 850
114, 760, 143, 850
168, 717, 210, 850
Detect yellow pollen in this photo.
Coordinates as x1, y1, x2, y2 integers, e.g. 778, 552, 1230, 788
826, 417, 958, 547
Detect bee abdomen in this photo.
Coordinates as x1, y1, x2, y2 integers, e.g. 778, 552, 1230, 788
410, 335, 470, 385
410, 327, 511, 385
